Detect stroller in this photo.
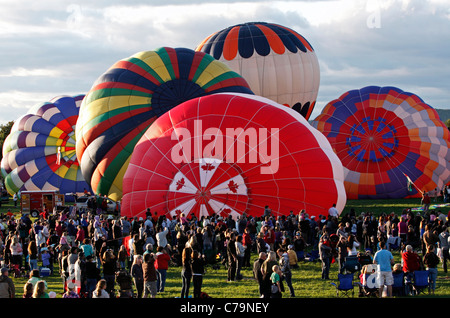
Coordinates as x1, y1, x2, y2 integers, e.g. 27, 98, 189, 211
115, 270, 134, 298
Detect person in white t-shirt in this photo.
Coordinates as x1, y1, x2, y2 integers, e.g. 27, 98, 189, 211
328, 204, 339, 218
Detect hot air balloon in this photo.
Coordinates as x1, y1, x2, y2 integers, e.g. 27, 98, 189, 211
1, 95, 92, 196
312, 86, 450, 199
121, 93, 346, 220
195, 21, 320, 119
75, 47, 254, 202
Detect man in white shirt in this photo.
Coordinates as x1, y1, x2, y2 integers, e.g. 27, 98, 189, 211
328, 204, 339, 218
155, 226, 169, 251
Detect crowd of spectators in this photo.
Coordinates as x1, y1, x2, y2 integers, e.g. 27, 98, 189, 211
0, 197, 449, 298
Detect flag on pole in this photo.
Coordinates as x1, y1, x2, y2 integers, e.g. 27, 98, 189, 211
405, 174, 413, 192
402, 172, 422, 194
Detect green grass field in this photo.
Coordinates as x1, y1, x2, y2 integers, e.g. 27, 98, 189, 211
3, 196, 450, 298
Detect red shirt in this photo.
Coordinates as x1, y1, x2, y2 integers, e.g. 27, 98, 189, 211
55, 224, 63, 237
243, 233, 252, 247
76, 228, 85, 242
264, 229, 275, 244
402, 251, 421, 272
155, 252, 171, 270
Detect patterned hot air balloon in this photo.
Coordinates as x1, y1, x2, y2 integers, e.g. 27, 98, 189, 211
196, 21, 320, 119
121, 93, 346, 220
75, 47, 254, 201
312, 86, 450, 199
1, 95, 92, 196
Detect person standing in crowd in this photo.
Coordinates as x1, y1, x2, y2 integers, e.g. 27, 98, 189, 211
27, 240, 39, 271
0, 267, 15, 298
227, 232, 238, 282
421, 192, 431, 212
277, 248, 295, 297
422, 223, 439, 250
156, 226, 170, 253
180, 246, 193, 298
131, 254, 144, 298
270, 265, 283, 298
191, 250, 206, 298
373, 241, 394, 298
424, 244, 440, 295
260, 251, 278, 298
242, 227, 253, 268
142, 252, 157, 298
9, 235, 23, 269
328, 204, 339, 218
155, 246, 171, 293
319, 233, 332, 280
85, 255, 100, 298
101, 249, 117, 297
439, 227, 449, 274
235, 235, 246, 280
253, 252, 267, 297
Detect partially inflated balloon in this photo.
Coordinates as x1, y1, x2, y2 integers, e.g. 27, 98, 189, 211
75, 47, 253, 201
312, 86, 450, 199
1, 95, 92, 196
121, 93, 346, 220
196, 22, 320, 119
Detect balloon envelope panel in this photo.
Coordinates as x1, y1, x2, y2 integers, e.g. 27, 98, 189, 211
312, 86, 450, 199
75, 47, 253, 201
196, 22, 320, 120
121, 93, 346, 220
1, 95, 92, 196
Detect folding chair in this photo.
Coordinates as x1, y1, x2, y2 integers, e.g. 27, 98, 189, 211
412, 270, 429, 296
331, 273, 355, 297
343, 256, 361, 274
392, 272, 406, 297
357, 253, 373, 267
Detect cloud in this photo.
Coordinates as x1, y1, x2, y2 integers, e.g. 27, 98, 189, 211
0, 0, 448, 125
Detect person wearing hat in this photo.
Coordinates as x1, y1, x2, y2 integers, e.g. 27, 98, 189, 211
62, 282, 80, 298
0, 267, 15, 298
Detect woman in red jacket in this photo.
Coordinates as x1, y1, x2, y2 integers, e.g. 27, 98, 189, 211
155, 246, 171, 293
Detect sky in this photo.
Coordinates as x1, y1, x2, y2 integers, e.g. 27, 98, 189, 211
0, 0, 449, 125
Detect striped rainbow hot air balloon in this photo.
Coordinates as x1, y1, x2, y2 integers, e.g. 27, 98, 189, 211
75, 47, 254, 201
1, 95, 92, 196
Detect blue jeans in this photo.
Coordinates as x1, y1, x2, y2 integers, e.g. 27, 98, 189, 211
283, 271, 295, 296
157, 269, 167, 292
86, 278, 97, 297
428, 268, 438, 291
321, 257, 331, 279
103, 274, 116, 296
29, 259, 38, 271
181, 270, 192, 298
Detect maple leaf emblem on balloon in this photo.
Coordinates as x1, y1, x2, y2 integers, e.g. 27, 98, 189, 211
227, 180, 239, 193
121, 93, 346, 220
